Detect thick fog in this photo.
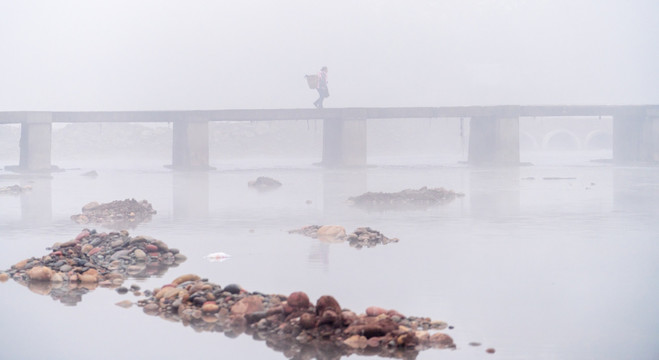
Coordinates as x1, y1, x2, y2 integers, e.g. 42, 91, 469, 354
1, 0, 658, 111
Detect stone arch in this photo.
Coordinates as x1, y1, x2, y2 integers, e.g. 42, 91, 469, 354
542, 129, 582, 150
584, 129, 612, 150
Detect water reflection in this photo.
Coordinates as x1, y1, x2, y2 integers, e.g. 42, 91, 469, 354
322, 169, 367, 217
172, 171, 209, 219
20, 175, 52, 225
468, 167, 520, 218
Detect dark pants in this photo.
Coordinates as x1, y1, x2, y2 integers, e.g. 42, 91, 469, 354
314, 87, 329, 108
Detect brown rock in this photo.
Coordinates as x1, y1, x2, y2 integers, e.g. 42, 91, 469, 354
299, 313, 317, 329
79, 274, 98, 283
316, 295, 341, 316
231, 295, 264, 315
172, 274, 200, 285
202, 301, 220, 313
343, 335, 368, 349
429, 332, 455, 348
366, 306, 387, 317
287, 291, 311, 308
27, 266, 53, 281
12, 259, 29, 270
316, 225, 347, 242
0, 272, 9, 282
396, 332, 419, 348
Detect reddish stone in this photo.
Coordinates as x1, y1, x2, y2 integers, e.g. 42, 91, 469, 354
386, 309, 405, 318
366, 306, 387, 317
231, 295, 264, 315
287, 291, 311, 308
75, 230, 90, 242
316, 295, 341, 316
51, 251, 62, 257
299, 313, 316, 329
88, 247, 101, 256
429, 333, 455, 348
145, 244, 158, 252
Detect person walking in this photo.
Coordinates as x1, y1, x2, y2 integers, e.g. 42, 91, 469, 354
313, 66, 329, 108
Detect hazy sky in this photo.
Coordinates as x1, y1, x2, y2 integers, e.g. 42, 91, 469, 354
1, 0, 658, 110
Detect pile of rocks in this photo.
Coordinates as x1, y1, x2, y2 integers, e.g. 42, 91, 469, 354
247, 176, 282, 191
137, 275, 454, 359
348, 187, 464, 210
289, 225, 399, 248
0, 184, 32, 195
348, 227, 399, 249
0, 229, 186, 304
70, 199, 157, 229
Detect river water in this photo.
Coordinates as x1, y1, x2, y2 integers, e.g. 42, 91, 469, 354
1, 150, 658, 360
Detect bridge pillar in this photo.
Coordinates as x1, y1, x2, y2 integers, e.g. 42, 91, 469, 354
468, 116, 520, 165
172, 118, 210, 170
613, 108, 659, 163
18, 112, 53, 172
322, 118, 367, 167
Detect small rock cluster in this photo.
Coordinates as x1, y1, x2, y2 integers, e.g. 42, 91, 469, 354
0, 184, 32, 195
289, 225, 399, 248
348, 187, 464, 210
1, 229, 185, 305
137, 275, 454, 359
247, 176, 282, 190
70, 198, 157, 229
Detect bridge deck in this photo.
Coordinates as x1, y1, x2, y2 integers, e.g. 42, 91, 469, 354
0, 105, 654, 124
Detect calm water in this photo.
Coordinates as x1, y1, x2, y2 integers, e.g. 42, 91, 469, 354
1, 152, 658, 360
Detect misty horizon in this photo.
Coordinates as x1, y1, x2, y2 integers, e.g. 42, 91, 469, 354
1, 0, 658, 111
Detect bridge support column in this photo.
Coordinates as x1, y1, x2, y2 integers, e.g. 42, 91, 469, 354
322, 118, 367, 167
18, 112, 53, 172
172, 119, 210, 170
613, 108, 659, 163
468, 116, 520, 165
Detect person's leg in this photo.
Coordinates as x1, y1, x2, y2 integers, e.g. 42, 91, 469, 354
314, 90, 322, 108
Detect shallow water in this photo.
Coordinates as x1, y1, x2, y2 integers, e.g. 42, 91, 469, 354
1, 152, 658, 360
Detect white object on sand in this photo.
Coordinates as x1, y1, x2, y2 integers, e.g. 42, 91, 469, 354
205, 252, 232, 262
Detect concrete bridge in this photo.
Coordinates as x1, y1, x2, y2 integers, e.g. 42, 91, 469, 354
1, 105, 658, 171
